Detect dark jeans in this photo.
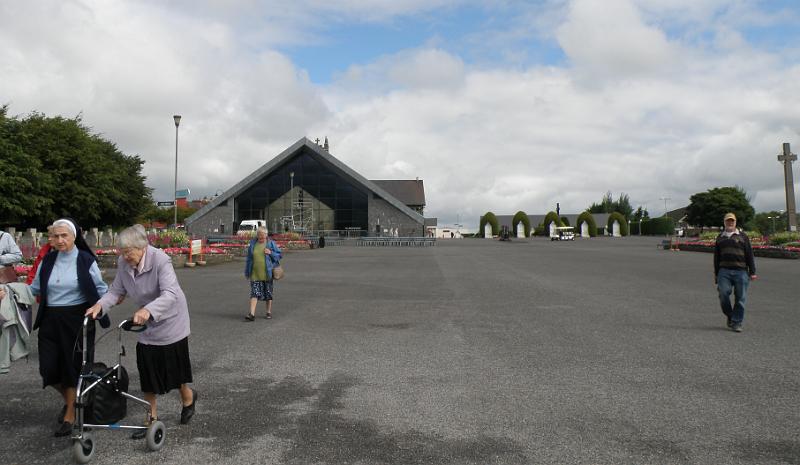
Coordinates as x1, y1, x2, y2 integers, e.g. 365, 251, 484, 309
717, 268, 750, 324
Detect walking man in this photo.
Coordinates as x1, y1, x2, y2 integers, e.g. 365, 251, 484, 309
714, 212, 757, 332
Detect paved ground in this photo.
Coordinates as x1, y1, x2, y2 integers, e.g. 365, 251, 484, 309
1, 237, 798, 465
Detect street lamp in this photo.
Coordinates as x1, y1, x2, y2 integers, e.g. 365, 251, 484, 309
289, 172, 294, 232
173, 115, 181, 227
768, 215, 778, 235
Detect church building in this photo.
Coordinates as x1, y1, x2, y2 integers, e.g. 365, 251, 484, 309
185, 138, 426, 236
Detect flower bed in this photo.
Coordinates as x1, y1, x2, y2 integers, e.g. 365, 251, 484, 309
676, 240, 800, 259
14, 264, 32, 280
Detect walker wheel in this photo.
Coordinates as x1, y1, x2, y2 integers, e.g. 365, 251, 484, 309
72, 432, 95, 464
146, 420, 166, 451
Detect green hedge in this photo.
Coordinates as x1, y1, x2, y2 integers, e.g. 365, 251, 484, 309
575, 212, 597, 237
479, 212, 499, 237
607, 212, 629, 236
642, 217, 674, 235
543, 211, 562, 235
512, 211, 531, 237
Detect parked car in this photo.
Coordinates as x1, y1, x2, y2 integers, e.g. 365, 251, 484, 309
237, 219, 266, 236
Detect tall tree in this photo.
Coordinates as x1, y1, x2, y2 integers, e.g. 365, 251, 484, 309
0, 106, 54, 224
685, 186, 755, 228
588, 191, 633, 219
0, 109, 152, 227
632, 206, 650, 222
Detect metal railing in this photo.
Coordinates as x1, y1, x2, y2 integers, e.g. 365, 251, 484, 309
356, 237, 436, 247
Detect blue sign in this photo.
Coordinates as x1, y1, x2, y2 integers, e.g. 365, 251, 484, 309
175, 189, 190, 198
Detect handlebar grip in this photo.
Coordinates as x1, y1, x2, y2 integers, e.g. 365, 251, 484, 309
120, 320, 147, 332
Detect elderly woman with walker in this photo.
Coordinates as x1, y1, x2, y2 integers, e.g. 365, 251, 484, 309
85, 224, 197, 439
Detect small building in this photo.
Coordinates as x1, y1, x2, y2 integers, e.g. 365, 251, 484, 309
186, 138, 426, 236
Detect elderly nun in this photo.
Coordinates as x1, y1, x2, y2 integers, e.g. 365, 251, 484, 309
27, 218, 108, 437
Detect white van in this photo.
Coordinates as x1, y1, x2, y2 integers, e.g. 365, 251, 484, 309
238, 219, 266, 235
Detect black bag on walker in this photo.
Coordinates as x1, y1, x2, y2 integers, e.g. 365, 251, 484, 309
84, 363, 129, 424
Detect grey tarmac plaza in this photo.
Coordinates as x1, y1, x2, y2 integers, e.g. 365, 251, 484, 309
1, 237, 799, 465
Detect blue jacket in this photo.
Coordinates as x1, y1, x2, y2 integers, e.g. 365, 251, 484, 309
244, 239, 282, 280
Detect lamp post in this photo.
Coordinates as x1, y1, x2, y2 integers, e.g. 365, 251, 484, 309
659, 197, 671, 217
768, 215, 778, 235
173, 115, 181, 227
289, 172, 294, 232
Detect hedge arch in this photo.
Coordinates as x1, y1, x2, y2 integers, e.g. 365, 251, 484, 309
576, 211, 597, 237
543, 211, 562, 235
560, 216, 570, 226
607, 212, 629, 236
511, 211, 531, 237
479, 212, 499, 237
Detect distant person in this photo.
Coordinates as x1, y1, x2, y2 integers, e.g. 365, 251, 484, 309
318, 234, 325, 248
27, 218, 108, 437
244, 227, 282, 321
26, 226, 55, 286
714, 213, 757, 332
85, 224, 197, 438
0, 229, 23, 283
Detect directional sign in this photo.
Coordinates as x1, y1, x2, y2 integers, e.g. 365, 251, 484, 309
157, 201, 175, 207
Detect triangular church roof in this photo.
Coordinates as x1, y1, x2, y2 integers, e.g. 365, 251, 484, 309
186, 138, 425, 226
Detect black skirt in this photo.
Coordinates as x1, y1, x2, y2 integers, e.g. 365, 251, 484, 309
136, 337, 193, 395
37, 303, 95, 388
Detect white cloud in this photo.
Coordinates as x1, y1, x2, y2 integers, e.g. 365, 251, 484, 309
556, 0, 680, 80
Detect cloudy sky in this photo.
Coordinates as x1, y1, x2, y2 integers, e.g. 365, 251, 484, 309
3, 0, 800, 226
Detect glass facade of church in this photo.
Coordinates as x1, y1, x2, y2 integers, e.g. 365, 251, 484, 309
234, 148, 368, 233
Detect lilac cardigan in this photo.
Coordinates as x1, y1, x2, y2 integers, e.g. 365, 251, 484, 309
97, 246, 190, 345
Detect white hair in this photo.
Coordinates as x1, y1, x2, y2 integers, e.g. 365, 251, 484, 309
117, 224, 149, 249
52, 219, 76, 237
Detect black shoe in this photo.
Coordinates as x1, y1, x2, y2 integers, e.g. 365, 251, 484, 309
726, 318, 733, 329
180, 389, 197, 424
54, 421, 73, 437
57, 405, 66, 424
245, 314, 255, 322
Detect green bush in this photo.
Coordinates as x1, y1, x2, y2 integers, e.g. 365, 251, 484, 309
560, 217, 570, 226
769, 231, 800, 245
575, 211, 597, 237
533, 223, 546, 236
642, 217, 674, 235
607, 212, 629, 236
479, 212, 499, 237
512, 211, 531, 237
543, 211, 561, 236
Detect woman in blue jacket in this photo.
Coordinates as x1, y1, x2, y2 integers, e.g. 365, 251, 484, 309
244, 227, 282, 321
